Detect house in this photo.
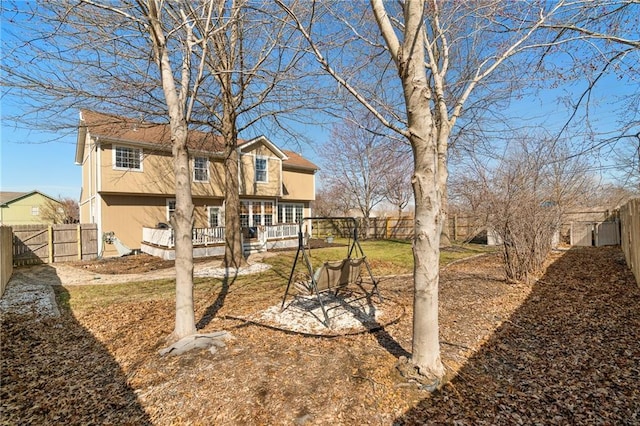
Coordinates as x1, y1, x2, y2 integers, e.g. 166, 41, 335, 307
0, 191, 64, 225
75, 110, 318, 258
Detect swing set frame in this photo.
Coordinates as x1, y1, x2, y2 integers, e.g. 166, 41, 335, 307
280, 217, 381, 327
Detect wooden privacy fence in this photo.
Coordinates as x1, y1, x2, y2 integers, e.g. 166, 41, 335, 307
12, 224, 98, 266
1, 226, 13, 298
620, 198, 640, 286
309, 215, 480, 241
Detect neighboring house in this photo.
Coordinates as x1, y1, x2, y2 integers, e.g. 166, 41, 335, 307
75, 110, 318, 258
0, 191, 64, 225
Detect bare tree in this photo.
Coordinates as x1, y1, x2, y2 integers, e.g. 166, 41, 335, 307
313, 185, 353, 217
484, 136, 593, 281
40, 197, 79, 224
2, 0, 313, 343
381, 150, 413, 219
187, 1, 312, 267
320, 115, 406, 237
276, 0, 639, 384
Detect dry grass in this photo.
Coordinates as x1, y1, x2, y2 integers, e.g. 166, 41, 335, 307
2, 246, 639, 425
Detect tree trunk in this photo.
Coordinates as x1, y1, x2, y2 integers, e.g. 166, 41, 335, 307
438, 134, 452, 247
224, 144, 244, 268
171, 128, 196, 339
398, 0, 445, 381
147, 4, 196, 341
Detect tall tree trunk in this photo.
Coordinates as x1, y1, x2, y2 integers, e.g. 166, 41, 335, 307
224, 143, 244, 268
147, 3, 196, 340
398, 0, 445, 380
171, 128, 196, 338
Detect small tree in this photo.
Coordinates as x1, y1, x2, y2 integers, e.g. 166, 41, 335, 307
320, 115, 406, 237
40, 197, 79, 224
481, 136, 592, 281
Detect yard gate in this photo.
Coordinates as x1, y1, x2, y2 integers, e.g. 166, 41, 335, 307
570, 220, 620, 247
12, 224, 98, 266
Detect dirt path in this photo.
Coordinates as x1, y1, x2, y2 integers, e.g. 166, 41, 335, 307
0, 254, 273, 317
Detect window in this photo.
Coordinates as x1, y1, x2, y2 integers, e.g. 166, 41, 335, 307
285, 205, 293, 223
31, 206, 39, 216
114, 146, 142, 170
255, 157, 267, 182
239, 200, 275, 226
239, 202, 250, 228
263, 202, 273, 226
278, 203, 304, 224
194, 157, 209, 182
166, 199, 176, 221
208, 207, 220, 227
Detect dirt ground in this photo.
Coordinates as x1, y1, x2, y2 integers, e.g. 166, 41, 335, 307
1, 246, 639, 425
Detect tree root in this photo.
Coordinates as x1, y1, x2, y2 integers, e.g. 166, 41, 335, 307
395, 356, 442, 392
158, 331, 234, 356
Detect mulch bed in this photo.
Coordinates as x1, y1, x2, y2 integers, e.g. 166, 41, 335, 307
2, 246, 639, 424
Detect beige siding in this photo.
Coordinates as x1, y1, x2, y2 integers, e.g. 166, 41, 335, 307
99, 194, 223, 257
98, 143, 226, 198
100, 144, 175, 194
192, 160, 226, 197
239, 149, 281, 197
282, 169, 315, 201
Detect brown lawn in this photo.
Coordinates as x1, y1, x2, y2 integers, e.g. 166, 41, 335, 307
1, 246, 638, 425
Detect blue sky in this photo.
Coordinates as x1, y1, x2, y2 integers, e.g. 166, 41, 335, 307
1, 70, 635, 201
1, 105, 81, 200
1, 1, 637, 201
0, 100, 328, 201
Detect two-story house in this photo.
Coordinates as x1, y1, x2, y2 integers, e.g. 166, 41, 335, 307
75, 110, 318, 258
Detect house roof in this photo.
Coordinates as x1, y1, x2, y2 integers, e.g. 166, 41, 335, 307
0, 191, 61, 206
79, 110, 318, 171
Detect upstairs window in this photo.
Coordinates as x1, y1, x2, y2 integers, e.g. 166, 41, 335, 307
194, 157, 209, 182
114, 146, 142, 170
31, 206, 39, 216
255, 157, 267, 182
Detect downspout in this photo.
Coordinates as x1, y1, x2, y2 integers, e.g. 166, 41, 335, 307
95, 136, 103, 257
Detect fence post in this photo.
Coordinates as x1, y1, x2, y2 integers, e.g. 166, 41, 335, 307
48, 225, 53, 263
77, 224, 82, 260
453, 214, 458, 241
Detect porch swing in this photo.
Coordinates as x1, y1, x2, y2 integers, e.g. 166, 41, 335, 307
280, 217, 381, 327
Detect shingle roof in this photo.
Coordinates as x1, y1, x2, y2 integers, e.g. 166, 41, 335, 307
0, 191, 29, 205
0, 191, 60, 206
81, 110, 318, 171
281, 150, 319, 171
81, 110, 226, 152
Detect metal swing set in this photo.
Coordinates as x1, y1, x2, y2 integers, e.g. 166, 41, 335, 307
280, 217, 381, 327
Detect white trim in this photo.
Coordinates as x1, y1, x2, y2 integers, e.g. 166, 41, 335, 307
239, 135, 288, 160
207, 206, 221, 227
255, 155, 268, 183
95, 138, 103, 257
193, 156, 210, 183
112, 145, 144, 172
278, 157, 283, 196
166, 198, 176, 222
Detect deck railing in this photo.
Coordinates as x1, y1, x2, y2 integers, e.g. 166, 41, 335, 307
142, 224, 297, 248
